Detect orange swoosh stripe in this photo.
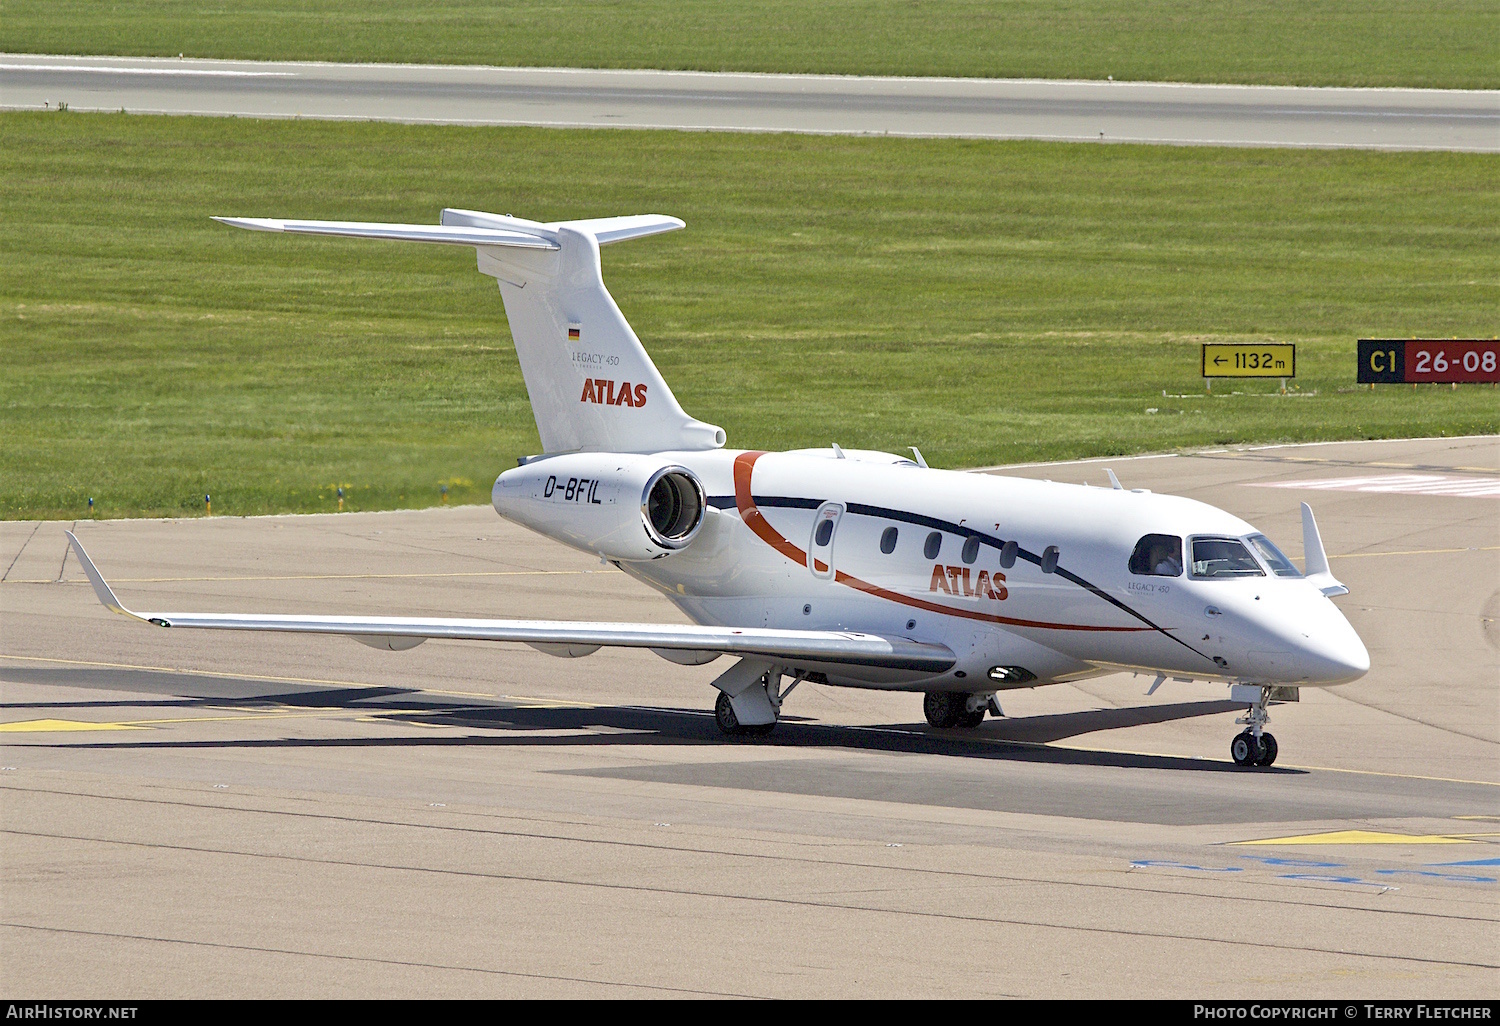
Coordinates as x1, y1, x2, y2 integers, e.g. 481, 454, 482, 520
732, 450, 1147, 633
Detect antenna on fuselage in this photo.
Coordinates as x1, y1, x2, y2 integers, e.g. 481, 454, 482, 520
1106, 469, 1123, 490
909, 446, 929, 469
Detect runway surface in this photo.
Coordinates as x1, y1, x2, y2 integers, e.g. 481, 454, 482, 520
2, 435, 1497, 997
4, 54, 1497, 151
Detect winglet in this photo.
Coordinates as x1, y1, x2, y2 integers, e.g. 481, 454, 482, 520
64, 532, 147, 621
1299, 503, 1348, 597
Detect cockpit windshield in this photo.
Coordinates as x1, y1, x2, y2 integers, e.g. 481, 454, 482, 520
1246, 533, 1302, 577
1190, 537, 1264, 579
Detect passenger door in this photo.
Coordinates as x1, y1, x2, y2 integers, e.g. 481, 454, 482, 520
807, 502, 844, 579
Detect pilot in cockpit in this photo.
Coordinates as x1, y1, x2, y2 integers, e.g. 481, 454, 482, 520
1129, 533, 1183, 578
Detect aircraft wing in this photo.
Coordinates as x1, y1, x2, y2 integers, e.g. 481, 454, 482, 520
65, 533, 953, 673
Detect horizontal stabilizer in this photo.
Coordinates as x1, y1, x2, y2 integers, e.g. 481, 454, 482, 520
557, 215, 686, 246
212, 217, 559, 249
66, 534, 952, 673
438, 209, 685, 246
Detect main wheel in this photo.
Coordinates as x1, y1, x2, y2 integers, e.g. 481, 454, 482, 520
957, 707, 986, 728
714, 691, 743, 736
1230, 730, 1263, 767
1254, 732, 1278, 767
923, 691, 965, 728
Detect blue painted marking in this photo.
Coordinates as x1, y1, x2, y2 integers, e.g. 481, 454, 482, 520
1277, 873, 1375, 885
1426, 857, 1500, 867
1376, 869, 1497, 884
1130, 860, 1242, 873
1239, 855, 1344, 869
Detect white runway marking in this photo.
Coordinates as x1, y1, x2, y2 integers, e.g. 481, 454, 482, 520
1251, 473, 1500, 499
0, 63, 294, 77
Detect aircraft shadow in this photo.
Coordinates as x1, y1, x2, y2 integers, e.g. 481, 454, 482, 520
2, 665, 1287, 774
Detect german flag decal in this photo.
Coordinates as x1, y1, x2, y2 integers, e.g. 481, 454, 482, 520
567, 326, 581, 340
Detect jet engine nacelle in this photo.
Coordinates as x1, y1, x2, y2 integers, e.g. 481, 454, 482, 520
492, 453, 706, 561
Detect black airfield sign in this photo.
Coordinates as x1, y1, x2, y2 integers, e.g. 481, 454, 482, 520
1358, 339, 1500, 384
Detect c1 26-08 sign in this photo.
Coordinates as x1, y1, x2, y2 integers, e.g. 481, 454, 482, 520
1358, 339, 1500, 384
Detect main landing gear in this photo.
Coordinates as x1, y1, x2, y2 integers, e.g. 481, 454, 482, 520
715, 689, 775, 737
713, 665, 799, 738
923, 691, 998, 729
1230, 686, 1279, 767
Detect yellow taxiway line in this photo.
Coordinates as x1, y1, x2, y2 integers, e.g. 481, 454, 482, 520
1233, 829, 1500, 846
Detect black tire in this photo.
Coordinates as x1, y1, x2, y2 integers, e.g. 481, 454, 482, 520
1230, 730, 1261, 766
1255, 732, 1278, 767
923, 691, 965, 728
714, 691, 742, 736
957, 708, 986, 728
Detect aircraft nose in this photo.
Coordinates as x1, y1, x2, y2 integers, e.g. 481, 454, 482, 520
1296, 605, 1370, 685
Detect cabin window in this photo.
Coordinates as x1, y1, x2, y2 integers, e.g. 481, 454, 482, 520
961, 536, 980, 564
1190, 537, 1264, 579
880, 526, 898, 554
923, 532, 942, 560
1246, 534, 1301, 577
814, 518, 834, 547
999, 540, 1018, 568
1129, 534, 1182, 577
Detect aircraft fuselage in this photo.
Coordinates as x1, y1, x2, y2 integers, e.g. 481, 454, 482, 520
496, 446, 1370, 694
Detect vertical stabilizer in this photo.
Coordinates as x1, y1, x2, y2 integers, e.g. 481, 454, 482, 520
463, 219, 725, 454
215, 209, 726, 455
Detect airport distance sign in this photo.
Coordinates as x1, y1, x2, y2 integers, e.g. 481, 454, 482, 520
1357, 339, 1500, 384
1201, 343, 1295, 378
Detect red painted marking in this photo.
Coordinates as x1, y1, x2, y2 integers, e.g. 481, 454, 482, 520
1404, 341, 1500, 384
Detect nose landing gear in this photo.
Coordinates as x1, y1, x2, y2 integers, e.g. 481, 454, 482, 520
923, 691, 999, 729
1230, 687, 1279, 767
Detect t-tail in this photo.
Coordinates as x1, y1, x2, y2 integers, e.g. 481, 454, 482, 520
215, 209, 726, 455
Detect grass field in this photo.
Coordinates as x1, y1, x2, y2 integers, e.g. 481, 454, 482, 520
3, 0, 1497, 89
1, 111, 1496, 519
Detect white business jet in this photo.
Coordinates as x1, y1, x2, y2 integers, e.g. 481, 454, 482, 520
66, 209, 1369, 766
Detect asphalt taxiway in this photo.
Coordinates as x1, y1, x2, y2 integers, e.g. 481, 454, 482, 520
1, 435, 1496, 997
3, 55, 1496, 151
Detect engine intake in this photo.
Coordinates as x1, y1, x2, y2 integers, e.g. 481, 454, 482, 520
643, 468, 703, 548
492, 453, 708, 561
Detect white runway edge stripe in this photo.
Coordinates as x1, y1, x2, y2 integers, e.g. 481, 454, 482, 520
1251, 474, 1500, 499
0, 63, 293, 77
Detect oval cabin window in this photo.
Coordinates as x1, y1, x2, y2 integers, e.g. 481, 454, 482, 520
880, 526, 898, 554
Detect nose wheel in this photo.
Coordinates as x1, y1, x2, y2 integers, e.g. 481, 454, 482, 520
1231, 687, 1279, 767
1231, 730, 1278, 766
